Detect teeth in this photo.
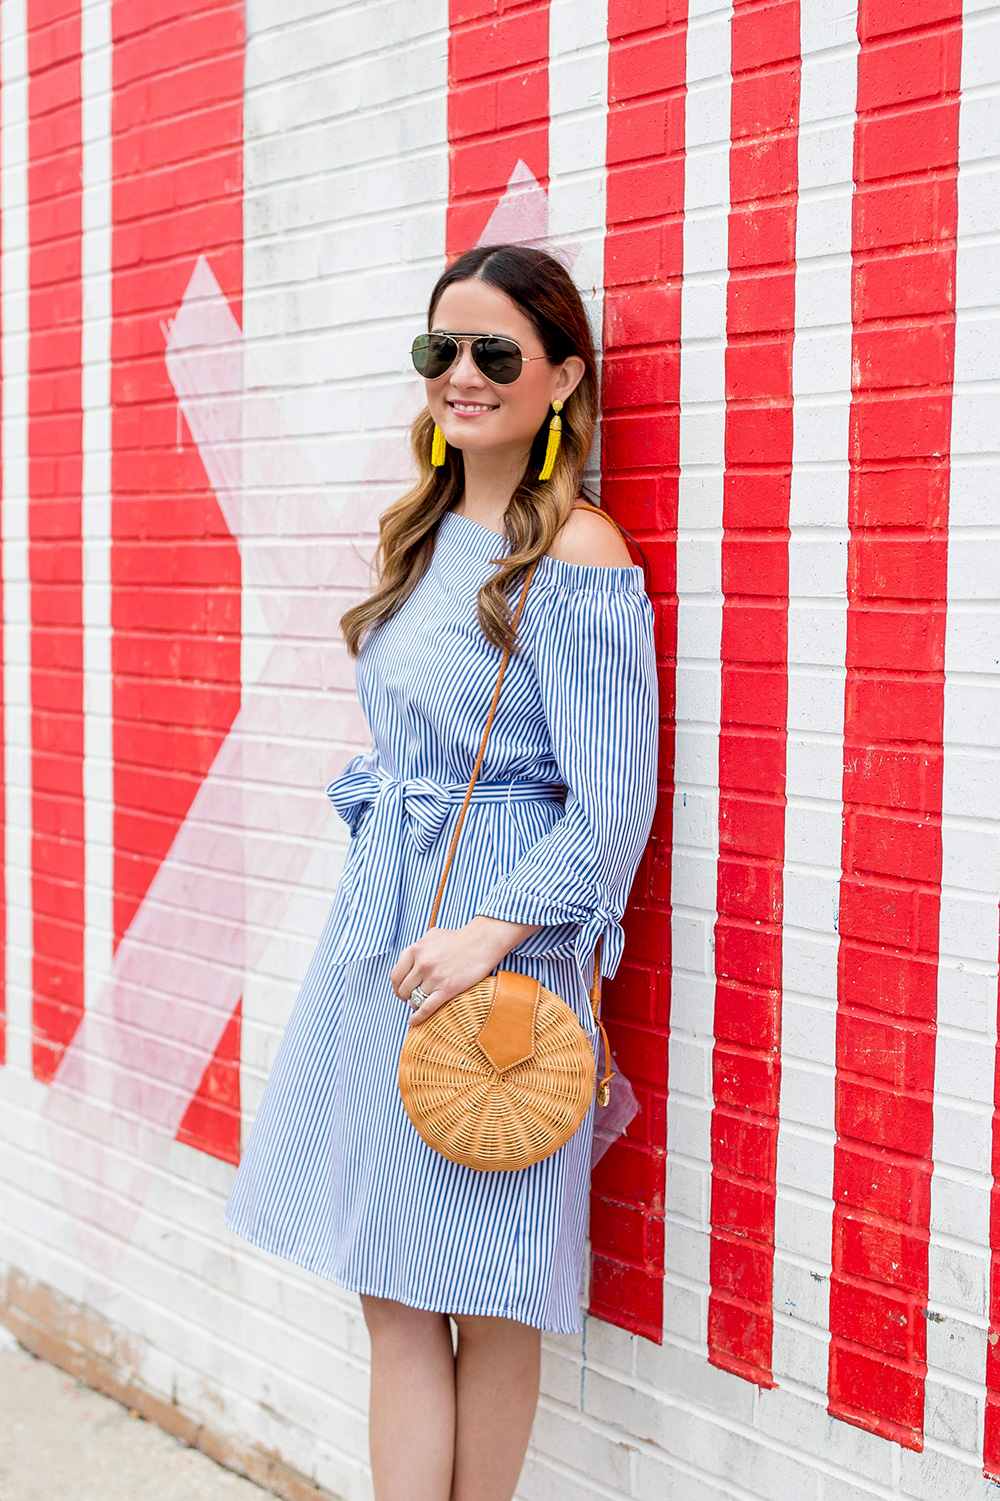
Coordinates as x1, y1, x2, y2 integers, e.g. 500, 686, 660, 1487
451, 403, 495, 412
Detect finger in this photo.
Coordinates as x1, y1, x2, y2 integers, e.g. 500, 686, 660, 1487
406, 988, 451, 1026
389, 947, 416, 997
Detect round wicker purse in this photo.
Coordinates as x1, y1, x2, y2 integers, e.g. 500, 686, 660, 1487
398, 525, 615, 1172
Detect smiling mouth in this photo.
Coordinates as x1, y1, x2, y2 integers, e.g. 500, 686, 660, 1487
447, 400, 499, 415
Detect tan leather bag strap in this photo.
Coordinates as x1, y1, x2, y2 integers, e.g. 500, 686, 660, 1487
427, 561, 538, 930
427, 505, 621, 1098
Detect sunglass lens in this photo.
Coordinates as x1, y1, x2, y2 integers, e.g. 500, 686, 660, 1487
473, 337, 523, 384
412, 334, 458, 379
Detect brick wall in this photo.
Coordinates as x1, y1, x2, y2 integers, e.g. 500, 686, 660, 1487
3, 1, 1000, 1498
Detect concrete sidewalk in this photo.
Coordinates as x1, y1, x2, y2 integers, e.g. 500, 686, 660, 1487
0, 1326, 272, 1501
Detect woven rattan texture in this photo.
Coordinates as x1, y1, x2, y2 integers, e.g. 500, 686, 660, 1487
398, 975, 597, 1171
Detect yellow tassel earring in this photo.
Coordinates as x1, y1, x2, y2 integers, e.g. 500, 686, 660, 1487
431, 423, 447, 467
538, 400, 563, 482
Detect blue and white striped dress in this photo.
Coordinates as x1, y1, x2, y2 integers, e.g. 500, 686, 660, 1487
223, 508, 658, 1333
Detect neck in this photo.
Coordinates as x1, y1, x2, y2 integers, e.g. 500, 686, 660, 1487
455, 444, 530, 532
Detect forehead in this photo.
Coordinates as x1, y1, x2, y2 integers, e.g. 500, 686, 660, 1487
431, 279, 538, 344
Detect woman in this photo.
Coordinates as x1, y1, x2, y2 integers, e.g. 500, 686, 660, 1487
224, 243, 658, 1501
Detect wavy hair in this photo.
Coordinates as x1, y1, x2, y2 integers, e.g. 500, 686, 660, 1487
340, 243, 599, 656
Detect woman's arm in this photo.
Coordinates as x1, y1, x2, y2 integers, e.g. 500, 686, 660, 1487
474, 561, 658, 1005
394, 525, 658, 1025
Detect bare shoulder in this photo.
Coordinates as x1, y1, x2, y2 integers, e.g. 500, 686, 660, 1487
545, 506, 633, 568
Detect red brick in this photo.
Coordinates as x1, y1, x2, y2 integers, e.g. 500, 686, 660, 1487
608, 31, 686, 103
724, 404, 794, 466
835, 1144, 932, 1226
717, 858, 782, 927
708, 1297, 774, 1383
728, 202, 796, 270
844, 675, 943, 745
713, 1041, 780, 1114
589, 1258, 663, 1343
608, 0, 684, 36
836, 1078, 934, 1158
718, 724, 785, 789
854, 247, 956, 321
606, 97, 671, 164
730, 0, 800, 71
851, 811, 941, 885
854, 179, 953, 251
711, 1173, 775, 1241
711, 1108, 778, 1182
851, 536, 949, 603
849, 609, 945, 676
728, 270, 796, 334
449, 9, 548, 81
590, 1197, 661, 1266
591, 1140, 664, 1209
857, 29, 961, 112
714, 981, 780, 1051
621, 905, 671, 967
836, 1209, 928, 1296
837, 1014, 936, 1093
856, 102, 960, 183
603, 410, 678, 471
720, 604, 787, 669
610, 1021, 669, 1091
853, 324, 955, 391
858, 0, 960, 44
731, 77, 800, 153
719, 795, 785, 860
830, 1278, 915, 1361
721, 537, 789, 598
838, 878, 916, 949
710, 1234, 774, 1306
850, 392, 953, 463
605, 283, 680, 347
828, 1343, 924, 1447
725, 338, 793, 402
854, 464, 950, 529
839, 943, 938, 1022
720, 666, 787, 731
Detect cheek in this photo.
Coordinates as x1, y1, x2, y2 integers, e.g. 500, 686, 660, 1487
498, 383, 550, 439
426, 381, 446, 417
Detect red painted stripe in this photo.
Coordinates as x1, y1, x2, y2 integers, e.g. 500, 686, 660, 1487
589, 0, 688, 1344
708, 0, 800, 1387
111, 0, 243, 1161
176, 996, 242, 1166
447, 0, 550, 257
28, 0, 84, 1083
828, 0, 962, 1449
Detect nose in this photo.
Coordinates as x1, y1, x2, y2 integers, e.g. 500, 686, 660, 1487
448, 341, 487, 388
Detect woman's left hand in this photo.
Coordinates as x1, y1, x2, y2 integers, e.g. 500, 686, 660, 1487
391, 915, 540, 1025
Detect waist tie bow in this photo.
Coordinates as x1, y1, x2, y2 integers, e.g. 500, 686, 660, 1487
323, 755, 564, 965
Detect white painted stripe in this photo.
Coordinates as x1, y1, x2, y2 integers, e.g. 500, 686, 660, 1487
80, 0, 113, 1022
666, 0, 732, 1358
769, 4, 857, 1398
926, 2, 1000, 1461
547, 0, 609, 486
0, 0, 31, 1074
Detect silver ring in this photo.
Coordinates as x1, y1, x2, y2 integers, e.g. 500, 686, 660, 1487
408, 985, 429, 1010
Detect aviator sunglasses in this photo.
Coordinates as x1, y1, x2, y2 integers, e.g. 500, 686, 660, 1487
411, 330, 550, 386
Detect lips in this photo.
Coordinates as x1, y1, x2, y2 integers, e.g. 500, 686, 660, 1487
447, 400, 499, 415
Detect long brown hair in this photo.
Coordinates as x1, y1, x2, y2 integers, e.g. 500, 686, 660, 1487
340, 243, 599, 656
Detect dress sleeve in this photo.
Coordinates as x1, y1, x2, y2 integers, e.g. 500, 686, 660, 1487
475, 560, 658, 986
